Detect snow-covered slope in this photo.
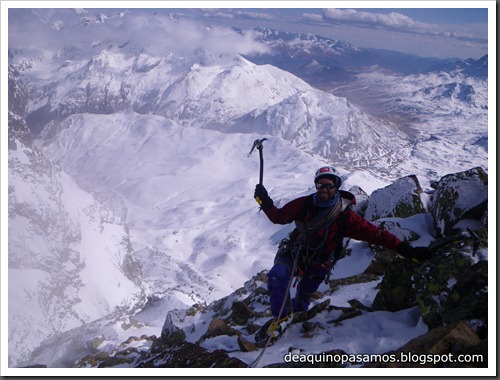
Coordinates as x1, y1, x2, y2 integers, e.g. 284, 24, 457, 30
13, 8, 487, 182
340, 70, 488, 183
35, 112, 324, 291
244, 27, 488, 181
22, 45, 411, 174
224, 89, 411, 171
17, 111, 336, 367
8, 121, 146, 366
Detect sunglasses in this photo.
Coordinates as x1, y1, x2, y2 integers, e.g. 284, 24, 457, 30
316, 183, 336, 191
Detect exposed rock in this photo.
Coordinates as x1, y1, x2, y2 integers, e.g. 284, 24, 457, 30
300, 322, 326, 338
327, 308, 363, 325
363, 248, 401, 276
159, 313, 186, 348
253, 299, 332, 345
137, 342, 247, 368
364, 320, 487, 368
408, 320, 481, 355
295, 299, 331, 323
237, 335, 258, 352
328, 273, 381, 292
73, 333, 158, 368
429, 167, 487, 237
198, 317, 240, 342
229, 301, 256, 325
347, 299, 373, 312
372, 258, 419, 312
413, 253, 488, 331
348, 185, 369, 216
89, 352, 135, 368
374, 219, 422, 242
372, 229, 488, 337
364, 175, 425, 221
362, 260, 387, 276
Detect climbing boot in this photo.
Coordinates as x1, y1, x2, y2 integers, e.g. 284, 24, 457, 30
266, 312, 293, 338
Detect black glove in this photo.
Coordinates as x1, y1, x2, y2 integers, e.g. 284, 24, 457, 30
397, 242, 433, 262
254, 184, 273, 211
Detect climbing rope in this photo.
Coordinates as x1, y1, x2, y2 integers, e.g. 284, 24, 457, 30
296, 198, 342, 267
249, 199, 342, 368
249, 250, 300, 368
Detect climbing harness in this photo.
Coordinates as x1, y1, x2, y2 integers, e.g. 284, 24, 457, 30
295, 195, 342, 261
250, 197, 346, 368
294, 195, 350, 284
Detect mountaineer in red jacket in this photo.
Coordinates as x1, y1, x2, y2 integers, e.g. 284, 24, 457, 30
254, 166, 432, 338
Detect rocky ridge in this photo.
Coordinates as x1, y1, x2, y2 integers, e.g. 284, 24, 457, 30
70, 167, 488, 369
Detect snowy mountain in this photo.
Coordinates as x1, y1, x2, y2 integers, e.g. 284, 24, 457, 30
6, 8, 490, 370
246, 26, 458, 81
243, 27, 488, 181
19, 44, 412, 175
13, 12, 487, 181
426, 55, 488, 79
8, 66, 146, 366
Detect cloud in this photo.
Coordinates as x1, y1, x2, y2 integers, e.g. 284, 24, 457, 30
302, 13, 324, 23
323, 8, 427, 31
321, 8, 487, 44
199, 8, 276, 21
142, 14, 270, 56
8, 9, 270, 59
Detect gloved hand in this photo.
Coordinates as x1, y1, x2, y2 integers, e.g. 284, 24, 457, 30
397, 241, 433, 263
254, 184, 273, 211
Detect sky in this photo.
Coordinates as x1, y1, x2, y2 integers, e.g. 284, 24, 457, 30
171, 4, 490, 59
3, 1, 492, 60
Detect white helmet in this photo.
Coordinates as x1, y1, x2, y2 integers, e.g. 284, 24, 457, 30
314, 166, 342, 188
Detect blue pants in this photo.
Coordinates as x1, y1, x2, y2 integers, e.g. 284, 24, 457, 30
267, 254, 329, 317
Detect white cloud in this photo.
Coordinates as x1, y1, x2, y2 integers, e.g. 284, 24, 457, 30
199, 8, 276, 21
321, 8, 486, 44
8, 9, 270, 59
323, 8, 435, 33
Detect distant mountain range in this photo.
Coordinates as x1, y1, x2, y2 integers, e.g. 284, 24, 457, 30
245, 26, 486, 85
243, 27, 487, 125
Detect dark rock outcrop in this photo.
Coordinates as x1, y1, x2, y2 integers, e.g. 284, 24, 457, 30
429, 167, 488, 237
137, 342, 247, 368
364, 320, 487, 368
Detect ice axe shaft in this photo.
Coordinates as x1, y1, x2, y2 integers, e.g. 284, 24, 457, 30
248, 138, 267, 185
428, 227, 483, 257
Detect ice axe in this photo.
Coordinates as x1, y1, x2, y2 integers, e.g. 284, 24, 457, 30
428, 227, 483, 257
248, 138, 268, 185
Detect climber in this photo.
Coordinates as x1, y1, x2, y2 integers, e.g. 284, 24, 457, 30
254, 166, 432, 337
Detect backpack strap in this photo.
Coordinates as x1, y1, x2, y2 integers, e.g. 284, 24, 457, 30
332, 191, 354, 261
290, 192, 354, 282
332, 211, 348, 262
323, 197, 353, 283
299, 193, 315, 220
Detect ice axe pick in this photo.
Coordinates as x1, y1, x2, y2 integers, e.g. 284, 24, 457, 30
247, 138, 267, 185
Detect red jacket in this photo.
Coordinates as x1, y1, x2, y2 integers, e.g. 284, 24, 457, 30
264, 191, 402, 264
